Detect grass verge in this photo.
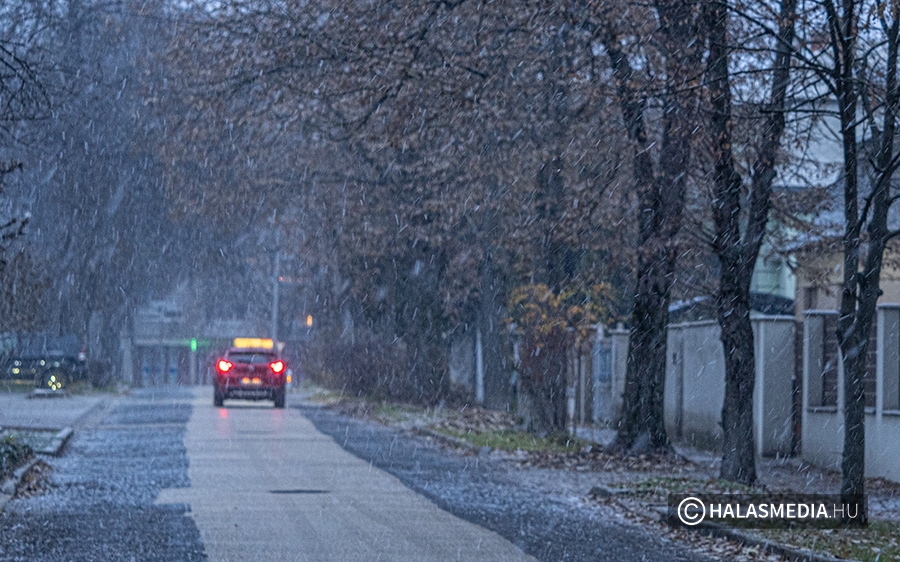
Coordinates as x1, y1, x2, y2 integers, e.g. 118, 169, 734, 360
0, 381, 35, 393
0, 429, 59, 454
603, 476, 899, 562
755, 522, 900, 562
436, 428, 589, 453
605, 476, 763, 498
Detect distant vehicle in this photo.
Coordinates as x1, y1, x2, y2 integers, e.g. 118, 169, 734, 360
214, 345, 287, 408
4, 354, 83, 391
0, 333, 87, 390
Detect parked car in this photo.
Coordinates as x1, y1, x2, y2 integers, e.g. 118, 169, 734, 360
0, 333, 87, 390
3, 354, 83, 391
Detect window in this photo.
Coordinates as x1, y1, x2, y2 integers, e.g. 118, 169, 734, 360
227, 352, 276, 365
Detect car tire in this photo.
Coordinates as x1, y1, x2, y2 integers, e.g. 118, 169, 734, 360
273, 389, 285, 409
214, 387, 224, 407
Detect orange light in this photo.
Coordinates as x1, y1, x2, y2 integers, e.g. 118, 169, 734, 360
306, 315, 313, 327
270, 360, 285, 374
233, 337, 274, 349
241, 377, 251, 385
217, 360, 233, 373
286, 374, 292, 384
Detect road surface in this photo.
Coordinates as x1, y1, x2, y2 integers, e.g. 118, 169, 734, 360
0, 387, 710, 561
156, 390, 535, 561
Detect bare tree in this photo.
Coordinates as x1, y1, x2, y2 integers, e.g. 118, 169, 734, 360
0, 0, 51, 141
704, 0, 796, 484
0, 0, 50, 314
162, 0, 629, 410
591, 0, 705, 452
822, 0, 900, 517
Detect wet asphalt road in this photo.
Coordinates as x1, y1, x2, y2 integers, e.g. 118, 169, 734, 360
0, 388, 710, 561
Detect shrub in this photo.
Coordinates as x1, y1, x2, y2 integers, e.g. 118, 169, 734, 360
305, 327, 449, 405
508, 283, 613, 432
0, 435, 33, 481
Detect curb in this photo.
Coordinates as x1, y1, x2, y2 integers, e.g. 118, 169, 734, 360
0, 424, 75, 513
590, 484, 858, 562
657, 506, 856, 562
41, 427, 74, 456
685, 521, 855, 562
27, 389, 70, 399
1, 426, 74, 456
71, 395, 114, 428
0, 456, 41, 511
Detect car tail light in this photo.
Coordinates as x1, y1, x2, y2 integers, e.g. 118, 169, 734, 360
217, 359, 233, 373
269, 360, 285, 374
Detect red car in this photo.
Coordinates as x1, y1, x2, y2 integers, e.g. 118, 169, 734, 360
214, 347, 286, 408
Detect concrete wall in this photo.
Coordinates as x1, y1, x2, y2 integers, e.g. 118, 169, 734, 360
665, 321, 726, 450
591, 327, 629, 426
802, 305, 900, 483
610, 328, 628, 424
592, 318, 794, 457
664, 317, 795, 456
754, 318, 796, 457
800, 311, 842, 470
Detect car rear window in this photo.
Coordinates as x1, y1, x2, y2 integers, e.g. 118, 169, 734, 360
227, 352, 276, 365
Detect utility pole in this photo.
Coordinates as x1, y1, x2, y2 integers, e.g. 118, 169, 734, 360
271, 219, 281, 344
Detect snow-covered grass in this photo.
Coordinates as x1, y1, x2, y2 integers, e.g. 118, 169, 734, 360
758, 523, 900, 562
0, 429, 56, 454
436, 427, 590, 453
0, 381, 33, 393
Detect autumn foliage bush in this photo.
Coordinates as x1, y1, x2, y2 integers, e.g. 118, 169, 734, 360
508, 283, 612, 433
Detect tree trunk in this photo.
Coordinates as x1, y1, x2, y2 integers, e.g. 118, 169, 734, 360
836, 5, 898, 518
829, 0, 865, 514
479, 251, 511, 411
617, 250, 672, 449
600, 1, 701, 452
706, 0, 758, 485
717, 278, 757, 484
839, 318, 869, 519
537, 155, 575, 294
704, 0, 795, 485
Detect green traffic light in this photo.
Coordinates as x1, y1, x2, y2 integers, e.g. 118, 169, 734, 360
190, 338, 198, 352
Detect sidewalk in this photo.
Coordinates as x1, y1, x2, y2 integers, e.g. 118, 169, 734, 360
0, 391, 111, 431
0, 391, 113, 512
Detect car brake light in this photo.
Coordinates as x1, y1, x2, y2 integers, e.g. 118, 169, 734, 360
217, 360, 233, 373
269, 360, 285, 374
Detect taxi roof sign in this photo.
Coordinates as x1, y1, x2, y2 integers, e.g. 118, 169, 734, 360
233, 337, 274, 349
